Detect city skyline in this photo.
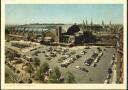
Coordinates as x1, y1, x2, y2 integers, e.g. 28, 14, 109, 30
5, 4, 123, 25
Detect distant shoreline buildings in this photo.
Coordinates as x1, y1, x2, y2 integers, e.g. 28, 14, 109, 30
5, 20, 123, 46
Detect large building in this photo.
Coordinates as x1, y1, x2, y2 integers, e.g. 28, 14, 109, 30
61, 24, 84, 45
42, 27, 62, 44
116, 26, 123, 83
6, 24, 83, 46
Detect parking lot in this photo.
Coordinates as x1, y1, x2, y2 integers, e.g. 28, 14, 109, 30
24, 45, 115, 83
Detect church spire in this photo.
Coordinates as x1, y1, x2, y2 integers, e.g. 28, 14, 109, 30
110, 21, 111, 25
102, 20, 104, 26
91, 19, 93, 26
83, 20, 85, 26
83, 20, 85, 29
86, 20, 88, 25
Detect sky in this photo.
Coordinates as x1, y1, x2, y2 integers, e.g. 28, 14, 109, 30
5, 4, 123, 25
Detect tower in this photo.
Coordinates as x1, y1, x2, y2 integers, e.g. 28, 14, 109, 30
109, 21, 112, 28
102, 20, 104, 26
91, 19, 93, 26
56, 26, 62, 43
86, 20, 88, 25
90, 19, 93, 31
83, 20, 85, 29
86, 20, 88, 30
83, 20, 85, 25
110, 21, 111, 25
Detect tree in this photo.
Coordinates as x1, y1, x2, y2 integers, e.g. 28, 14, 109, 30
41, 61, 49, 73
7, 53, 14, 63
32, 57, 40, 70
108, 68, 112, 74
53, 67, 61, 80
65, 71, 76, 83
25, 63, 34, 78
35, 62, 49, 82
35, 66, 44, 83
48, 66, 61, 83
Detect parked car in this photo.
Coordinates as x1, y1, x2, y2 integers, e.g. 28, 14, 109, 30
104, 79, 109, 84
94, 58, 99, 63
84, 58, 94, 66
50, 53, 56, 57
58, 59, 63, 63
45, 54, 49, 57
75, 66, 81, 69
81, 51, 87, 55
91, 63, 96, 67
91, 53, 98, 59
71, 57, 77, 61
80, 67, 89, 72
61, 63, 68, 68
76, 54, 81, 59
106, 74, 111, 79
42, 51, 45, 53
46, 57, 52, 61
99, 52, 103, 56
97, 47, 102, 52
69, 59, 74, 63
71, 51, 76, 55
112, 54, 115, 60
60, 56, 67, 60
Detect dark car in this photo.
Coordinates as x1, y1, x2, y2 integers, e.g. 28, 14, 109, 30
76, 54, 81, 59
97, 47, 102, 52
60, 64, 68, 68
46, 57, 52, 61
91, 63, 96, 67
58, 58, 64, 63
80, 67, 89, 72
91, 53, 98, 59
84, 58, 94, 66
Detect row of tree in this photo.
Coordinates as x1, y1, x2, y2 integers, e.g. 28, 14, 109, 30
34, 61, 76, 83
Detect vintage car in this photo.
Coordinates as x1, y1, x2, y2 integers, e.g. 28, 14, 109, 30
84, 58, 94, 66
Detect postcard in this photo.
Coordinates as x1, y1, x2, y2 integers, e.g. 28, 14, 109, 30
1, 0, 127, 89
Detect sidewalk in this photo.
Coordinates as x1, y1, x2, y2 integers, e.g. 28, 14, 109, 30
110, 54, 117, 84
111, 63, 117, 83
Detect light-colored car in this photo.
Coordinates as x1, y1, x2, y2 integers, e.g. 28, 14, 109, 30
99, 52, 103, 56
94, 58, 99, 63
91, 63, 96, 67
112, 54, 115, 60
75, 66, 81, 69
104, 79, 109, 84
106, 74, 111, 79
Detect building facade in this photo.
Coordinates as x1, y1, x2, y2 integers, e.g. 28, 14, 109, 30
116, 26, 123, 83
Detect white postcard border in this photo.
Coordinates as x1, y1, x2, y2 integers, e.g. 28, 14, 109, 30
1, 0, 127, 89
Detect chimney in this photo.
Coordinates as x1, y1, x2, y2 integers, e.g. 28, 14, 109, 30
57, 26, 62, 43
102, 20, 104, 26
